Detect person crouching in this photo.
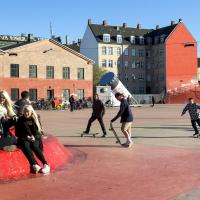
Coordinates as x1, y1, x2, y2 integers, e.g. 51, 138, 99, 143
15, 105, 50, 174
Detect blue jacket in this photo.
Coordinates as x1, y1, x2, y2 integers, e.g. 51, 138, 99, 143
111, 98, 133, 123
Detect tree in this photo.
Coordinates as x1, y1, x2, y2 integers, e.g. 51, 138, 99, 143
93, 64, 107, 91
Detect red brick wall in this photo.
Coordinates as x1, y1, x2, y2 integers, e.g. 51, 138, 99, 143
166, 23, 197, 92
0, 78, 93, 99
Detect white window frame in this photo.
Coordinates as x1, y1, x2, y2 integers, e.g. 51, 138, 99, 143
108, 60, 113, 68
131, 48, 136, 56
108, 47, 113, 55
103, 34, 110, 43
102, 59, 107, 67
130, 36, 135, 44
117, 35, 122, 43
102, 46, 107, 55
124, 61, 128, 68
139, 36, 144, 45
117, 47, 121, 56
124, 48, 129, 56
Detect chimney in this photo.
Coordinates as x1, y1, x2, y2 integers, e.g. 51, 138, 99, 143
137, 24, 141, 29
88, 19, 92, 25
116, 26, 120, 31
27, 33, 33, 42
123, 23, 127, 28
72, 40, 76, 44
179, 18, 183, 23
78, 38, 81, 45
156, 25, 159, 30
66, 35, 69, 45
171, 20, 176, 25
102, 20, 108, 26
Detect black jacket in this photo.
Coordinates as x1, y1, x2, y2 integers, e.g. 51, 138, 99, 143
111, 98, 133, 123
15, 99, 31, 116
92, 99, 105, 117
15, 116, 41, 140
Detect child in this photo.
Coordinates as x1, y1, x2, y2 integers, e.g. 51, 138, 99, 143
15, 105, 50, 174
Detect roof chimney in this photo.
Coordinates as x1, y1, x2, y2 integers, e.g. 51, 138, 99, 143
66, 35, 69, 45
72, 40, 76, 44
171, 20, 176, 25
156, 25, 159, 30
123, 23, 127, 28
78, 38, 81, 45
102, 20, 108, 26
137, 24, 141, 29
88, 19, 92, 25
27, 33, 33, 42
179, 18, 183, 23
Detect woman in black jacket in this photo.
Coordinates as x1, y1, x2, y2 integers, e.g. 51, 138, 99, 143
15, 105, 50, 174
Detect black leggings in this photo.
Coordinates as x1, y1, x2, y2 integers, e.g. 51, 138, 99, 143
191, 119, 200, 134
19, 139, 47, 166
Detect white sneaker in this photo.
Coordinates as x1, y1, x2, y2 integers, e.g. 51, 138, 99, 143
41, 164, 50, 174
32, 164, 41, 173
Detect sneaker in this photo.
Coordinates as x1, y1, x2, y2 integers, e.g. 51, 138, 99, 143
83, 131, 89, 134
193, 133, 199, 138
101, 133, 107, 138
41, 164, 50, 174
122, 141, 133, 148
32, 164, 41, 173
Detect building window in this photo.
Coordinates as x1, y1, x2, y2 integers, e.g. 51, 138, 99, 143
138, 74, 144, 80
29, 89, 37, 101
46, 66, 54, 79
146, 37, 152, 45
125, 74, 128, 81
154, 36, 159, 44
77, 68, 84, 80
108, 47, 113, 55
146, 50, 150, 57
117, 47, 121, 56
139, 49, 144, 57
63, 67, 70, 79
139, 87, 145, 94
63, 89, 70, 101
131, 48, 136, 56
29, 65, 37, 78
159, 49, 164, 56
132, 61, 136, 68
117, 35, 122, 43
77, 89, 84, 99
136, 61, 140, 68
140, 61, 144, 68
139, 36, 144, 45
132, 74, 136, 80
103, 34, 110, 43
124, 48, 129, 56
147, 75, 151, 82
10, 64, 19, 77
117, 60, 121, 67
130, 36, 135, 44
160, 35, 165, 43
11, 88, 19, 101
102, 46, 106, 55
102, 59, 107, 67
108, 60, 113, 68
124, 61, 128, 68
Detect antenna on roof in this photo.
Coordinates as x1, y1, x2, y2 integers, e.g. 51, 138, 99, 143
50, 21, 53, 38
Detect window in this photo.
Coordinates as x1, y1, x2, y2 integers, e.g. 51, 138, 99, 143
10, 64, 19, 77
117, 35, 122, 43
154, 36, 159, 44
146, 50, 150, 57
102, 46, 106, 55
139, 49, 144, 57
124, 61, 128, 68
138, 74, 144, 80
63, 67, 70, 79
132, 61, 136, 68
124, 48, 129, 56
46, 66, 54, 79
77, 68, 84, 80
108, 47, 113, 55
108, 60, 113, 68
117, 60, 121, 67
159, 49, 164, 56
140, 61, 144, 68
63, 89, 70, 101
29, 65, 37, 78
139, 36, 144, 45
125, 74, 128, 81
139, 87, 145, 94
102, 59, 107, 67
132, 74, 136, 80
77, 89, 84, 99
117, 47, 121, 56
103, 34, 110, 43
130, 36, 135, 44
146, 37, 152, 45
11, 88, 19, 101
131, 48, 136, 56
160, 35, 165, 43
147, 75, 151, 82
29, 89, 37, 101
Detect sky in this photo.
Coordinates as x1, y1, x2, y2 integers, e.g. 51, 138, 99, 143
0, 0, 200, 55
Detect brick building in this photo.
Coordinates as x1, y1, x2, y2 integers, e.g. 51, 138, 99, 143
0, 39, 94, 101
80, 19, 197, 95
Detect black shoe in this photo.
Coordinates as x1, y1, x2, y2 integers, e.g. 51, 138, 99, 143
193, 133, 198, 138
101, 134, 107, 138
83, 131, 89, 134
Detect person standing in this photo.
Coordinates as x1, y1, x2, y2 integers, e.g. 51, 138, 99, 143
181, 98, 200, 137
111, 92, 133, 147
69, 95, 76, 112
151, 96, 155, 107
83, 94, 107, 137
15, 91, 31, 116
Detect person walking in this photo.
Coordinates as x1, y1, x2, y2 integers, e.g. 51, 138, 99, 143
83, 94, 107, 137
69, 95, 76, 112
151, 96, 155, 107
111, 92, 133, 147
181, 98, 200, 137
15, 105, 50, 174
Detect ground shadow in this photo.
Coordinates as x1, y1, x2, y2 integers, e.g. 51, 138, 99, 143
64, 144, 122, 148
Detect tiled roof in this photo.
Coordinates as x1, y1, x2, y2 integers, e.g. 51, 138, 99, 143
66, 43, 80, 53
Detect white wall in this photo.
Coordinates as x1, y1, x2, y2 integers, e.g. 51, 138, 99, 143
80, 25, 98, 64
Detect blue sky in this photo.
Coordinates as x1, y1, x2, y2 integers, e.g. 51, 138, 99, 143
0, 0, 200, 55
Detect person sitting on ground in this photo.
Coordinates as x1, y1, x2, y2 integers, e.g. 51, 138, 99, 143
0, 90, 18, 151
15, 105, 50, 174
83, 94, 107, 137
15, 91, 31, 116
181, 98, 200, 137
110, 92, 134, 147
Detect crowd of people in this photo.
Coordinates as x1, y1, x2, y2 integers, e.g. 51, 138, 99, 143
0, 90, 50, 174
